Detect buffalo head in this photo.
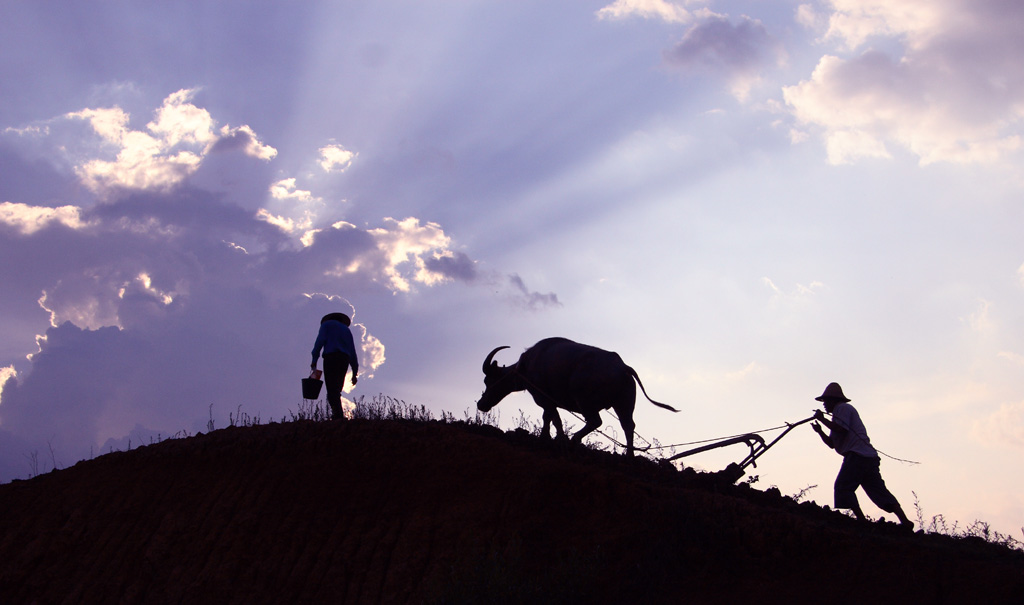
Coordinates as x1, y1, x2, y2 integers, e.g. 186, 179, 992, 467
477, 345, 519, 412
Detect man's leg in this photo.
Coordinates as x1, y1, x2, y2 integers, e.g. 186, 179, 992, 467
834, 454, 865, 519
323, 353, 350, 419
860, 457, 913, 528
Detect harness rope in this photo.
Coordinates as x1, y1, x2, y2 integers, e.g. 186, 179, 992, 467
496, 367, 919, 465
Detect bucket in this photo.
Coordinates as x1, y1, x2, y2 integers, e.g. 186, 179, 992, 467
302, 377, 323, 399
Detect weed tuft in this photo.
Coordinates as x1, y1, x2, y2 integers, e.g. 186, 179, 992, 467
913, 491, 1022, 550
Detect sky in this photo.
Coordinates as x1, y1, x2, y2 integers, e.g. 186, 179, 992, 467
1, 0, 1023, 538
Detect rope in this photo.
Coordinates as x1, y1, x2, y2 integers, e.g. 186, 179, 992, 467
814, 409, 922, 465
504, 367, 920, 465
875, 449, 921, 465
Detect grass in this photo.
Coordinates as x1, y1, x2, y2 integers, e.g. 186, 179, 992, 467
913, 491, 1023, 550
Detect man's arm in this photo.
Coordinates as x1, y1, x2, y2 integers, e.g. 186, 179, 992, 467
311, 326, 326, 369
811, 410, 848, 449
342, 327, 359, 381
811, 421, 834, 449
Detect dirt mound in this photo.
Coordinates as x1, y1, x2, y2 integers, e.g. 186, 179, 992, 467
1, 419, 1022, 604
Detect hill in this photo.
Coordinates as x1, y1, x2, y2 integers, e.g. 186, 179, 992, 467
1, 415, 1022, 604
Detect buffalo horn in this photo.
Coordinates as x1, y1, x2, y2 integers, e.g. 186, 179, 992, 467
482, 345, 510, 373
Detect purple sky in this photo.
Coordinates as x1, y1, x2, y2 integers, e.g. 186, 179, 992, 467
3, 1, 1024, 538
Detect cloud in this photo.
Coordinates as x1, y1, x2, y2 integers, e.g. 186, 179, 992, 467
66, 89, 276, 196
998, 351, 1024, 366
972, 401, 1024, 449
820, 0, 947, 50
319, 144, 356, 173
363, 217, 464, 292
963, 298, 994, 334
269, 178, 319, 204
762, 277, 824, 300
785, 0, 1024, 165
424, 251, 478, 283
596, 0, 695, 24
210, 124, 278, 160
0, 202, 92, 235
664, 15, 778, 100
507, 274, 561, 311
255, 208, 312, 235
0, 366, 15, 402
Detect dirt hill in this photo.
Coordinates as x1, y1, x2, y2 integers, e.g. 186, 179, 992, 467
1, 417, 1021, 604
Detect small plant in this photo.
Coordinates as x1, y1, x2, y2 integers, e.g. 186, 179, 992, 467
287, 399, 332, 422
514, 409, 542, 435
790, 484, 817, 503
913, 491, 1022, 550
228, 405, 262, 427
24, 450, 39, 478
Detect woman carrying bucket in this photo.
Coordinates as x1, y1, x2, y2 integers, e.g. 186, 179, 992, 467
311, 312, 359, 420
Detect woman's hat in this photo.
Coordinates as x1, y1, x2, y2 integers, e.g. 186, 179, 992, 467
815, 382, 850, 402
321, 312, 351, 326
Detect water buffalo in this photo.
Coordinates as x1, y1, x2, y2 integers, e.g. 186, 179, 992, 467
477, 337, 678, 455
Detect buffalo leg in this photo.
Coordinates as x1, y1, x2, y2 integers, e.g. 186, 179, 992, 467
619, 415, 635, 457
542, 407, 567, 440
572, 413, 603, 444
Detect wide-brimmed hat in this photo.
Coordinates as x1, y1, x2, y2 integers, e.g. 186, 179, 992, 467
815, 382, 850, 402
320, 312, 351, 326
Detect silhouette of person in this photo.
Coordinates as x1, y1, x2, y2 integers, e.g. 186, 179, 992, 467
311, 312, 359, 420
811, 382, 913, 531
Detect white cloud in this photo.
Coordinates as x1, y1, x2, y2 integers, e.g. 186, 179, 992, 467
354, 324, 386, 386
596, 0, 695, 24
319, 144, 356, 173
795, 4, 820, 29
65, 89, 277, 196
822, 0, 946, 50
217, 124, 277, 161
269, 178, 319, 203
964, 298, 994, 334
824, 129, 892, 165
0, 202, 91, 234
972, 401, 1024, 449
0, 366, 16, 413
365, 217, 458, 292
763, 277, 824, 300
785, 0, 1024, 165
146, 89, 217, 148
255, 208, 309, 234
998, 351, 1024, 366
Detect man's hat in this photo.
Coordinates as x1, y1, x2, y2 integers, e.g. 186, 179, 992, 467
321, 312, 351, 326
815, 382, 850, 402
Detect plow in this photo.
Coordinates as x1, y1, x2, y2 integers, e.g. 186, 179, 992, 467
665, 415, 817, 483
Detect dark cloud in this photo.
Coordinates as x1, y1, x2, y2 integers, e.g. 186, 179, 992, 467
664, 15, 774, 75
0, 184, 442, 481
0, 142, 80, 205
424, 251, 478, 282
508, 274, 561, 311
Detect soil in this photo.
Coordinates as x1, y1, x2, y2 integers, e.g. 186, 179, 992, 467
0, 418, 1021, 604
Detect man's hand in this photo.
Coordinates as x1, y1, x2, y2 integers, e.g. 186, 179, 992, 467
351, 375, 358, 386
812, 409, 825, 422
311, 363, 317, 371
811, 416, 835, 449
